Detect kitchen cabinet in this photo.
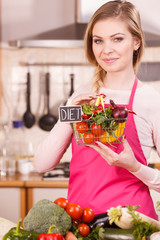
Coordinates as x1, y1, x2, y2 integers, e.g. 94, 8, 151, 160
33, 188, 68, 205
0, 188, 21, 223
0, 173, 68, 223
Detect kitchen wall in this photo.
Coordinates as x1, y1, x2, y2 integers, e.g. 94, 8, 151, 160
1, 46, 160, 164
1, 0, 75, 41
0, 46, 95, 163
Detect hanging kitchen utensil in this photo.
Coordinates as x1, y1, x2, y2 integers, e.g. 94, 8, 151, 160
51, 73, 75, 119
63, 73, 75, 105
23, 72, 35, 128
38, 72, 57, 131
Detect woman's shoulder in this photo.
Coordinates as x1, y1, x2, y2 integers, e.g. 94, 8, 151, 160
136, 83, 160, 101
134, 83, 160, 115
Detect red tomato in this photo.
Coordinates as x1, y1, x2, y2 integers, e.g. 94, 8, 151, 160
82, 208, 95, 223
66, 203, 83, 220
76, 121, 89, 134
83, 132, 95, 144
78, 223, 90, 237
91, 123, 105, 136
54, 197, 69, 209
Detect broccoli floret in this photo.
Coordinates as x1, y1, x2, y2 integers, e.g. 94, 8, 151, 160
23, 199, 72, 236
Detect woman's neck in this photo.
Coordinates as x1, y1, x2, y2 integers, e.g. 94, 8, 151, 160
103, 71, 136, 90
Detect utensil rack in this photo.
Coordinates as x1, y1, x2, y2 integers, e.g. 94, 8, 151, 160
19, 61, 91, 67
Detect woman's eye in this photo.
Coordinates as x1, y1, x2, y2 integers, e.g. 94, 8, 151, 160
93, 39, 103, 44
113, 37, 123, 42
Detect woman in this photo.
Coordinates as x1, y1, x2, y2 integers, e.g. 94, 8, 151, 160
34, 0, 160, 220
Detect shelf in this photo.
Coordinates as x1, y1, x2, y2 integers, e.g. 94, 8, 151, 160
19, 61, 91, 67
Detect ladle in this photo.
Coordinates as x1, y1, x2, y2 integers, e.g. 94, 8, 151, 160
39, 72, 57, 131
23, 72, 35, 128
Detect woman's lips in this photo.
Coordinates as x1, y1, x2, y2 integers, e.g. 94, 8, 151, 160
103, 58, 118, 64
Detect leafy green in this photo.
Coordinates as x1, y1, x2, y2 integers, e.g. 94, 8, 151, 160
127, 205, 158, 240
92, 113, 107, 126
70, 224, 102, 240
82, 104, 94, 115
82, 104, 118, 130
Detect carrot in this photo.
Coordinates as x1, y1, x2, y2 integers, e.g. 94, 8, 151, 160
65, 231, 78, 240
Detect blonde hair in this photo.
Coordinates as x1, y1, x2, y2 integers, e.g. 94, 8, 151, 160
84, 0, 145, 93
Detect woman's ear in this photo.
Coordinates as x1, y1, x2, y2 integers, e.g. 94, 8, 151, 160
134, 37, 141, 51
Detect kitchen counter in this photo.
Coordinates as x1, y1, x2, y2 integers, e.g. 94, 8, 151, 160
0, 172, 69, 222
0, 172, 69, 188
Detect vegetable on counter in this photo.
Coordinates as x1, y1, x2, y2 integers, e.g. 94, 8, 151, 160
23, 199, 72, 236
78, 223, 90, 237
0, 217, 17, 239
37, 225, 64, 240
65, 231, 78, 240
98, 227, 135, 240
107, 205, 160, 230
107, 205, 160, 240
150, 231, 160, 240
2, 219, 39, 240
66, 203, 83, 220
86, 212, 118, 231
54, 197, 69, 210
81, 208, 95, 223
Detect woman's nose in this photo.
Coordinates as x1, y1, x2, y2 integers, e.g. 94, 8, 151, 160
103, 41, 114, 54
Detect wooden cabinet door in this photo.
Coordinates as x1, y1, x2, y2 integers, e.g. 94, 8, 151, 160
0, 188, 21, 222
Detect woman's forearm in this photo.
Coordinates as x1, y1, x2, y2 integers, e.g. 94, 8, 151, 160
34, 121, 73, 172
130, 163, 160, 192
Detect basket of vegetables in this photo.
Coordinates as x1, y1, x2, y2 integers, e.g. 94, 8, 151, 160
72, 95, 133, 146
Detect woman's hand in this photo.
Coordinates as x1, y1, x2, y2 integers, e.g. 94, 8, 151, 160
87, 137, 141, 172
71, 93, 98, 106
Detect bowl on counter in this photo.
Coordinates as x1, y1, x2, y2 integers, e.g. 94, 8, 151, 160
17, 159, 34, 175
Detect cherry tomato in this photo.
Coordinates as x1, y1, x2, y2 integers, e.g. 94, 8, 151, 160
78, 223, 90, 237
66, 203, 83, 220
54, 197, 69, 209
82, 208, 95, 223
91, 123, 105, 136
83, 132, 95, 144
76, 121, 89, 134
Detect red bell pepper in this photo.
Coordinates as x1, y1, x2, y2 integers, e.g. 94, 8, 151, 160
37, 225, 64, 240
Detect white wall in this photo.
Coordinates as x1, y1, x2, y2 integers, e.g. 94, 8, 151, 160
1, 0, 75, 41
78, 0, 160, 34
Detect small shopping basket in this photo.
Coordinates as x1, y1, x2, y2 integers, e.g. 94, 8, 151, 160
72, 96, 127, 146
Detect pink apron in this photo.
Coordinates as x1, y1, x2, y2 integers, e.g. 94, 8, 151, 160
68, 77, 157, 219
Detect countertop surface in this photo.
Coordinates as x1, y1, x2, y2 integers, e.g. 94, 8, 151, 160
0, 172, 69, 188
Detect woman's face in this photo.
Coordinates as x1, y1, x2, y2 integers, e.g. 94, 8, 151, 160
92, 18, 140, 73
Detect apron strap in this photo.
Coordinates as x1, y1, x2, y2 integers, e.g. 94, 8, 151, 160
128, 76, 138, 108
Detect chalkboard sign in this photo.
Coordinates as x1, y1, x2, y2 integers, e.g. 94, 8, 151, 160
59, 106, 82, 122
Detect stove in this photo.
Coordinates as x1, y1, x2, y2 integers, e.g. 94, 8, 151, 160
43, 162, 70, 180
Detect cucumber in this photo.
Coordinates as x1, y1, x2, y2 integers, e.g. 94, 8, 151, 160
99, 228, 135, 240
